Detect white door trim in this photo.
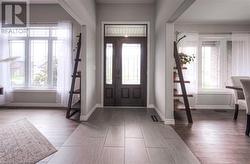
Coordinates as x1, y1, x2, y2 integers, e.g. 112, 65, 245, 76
100, 21, 151, 107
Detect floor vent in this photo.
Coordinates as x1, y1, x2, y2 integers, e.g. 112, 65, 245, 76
151, 115, 159, 122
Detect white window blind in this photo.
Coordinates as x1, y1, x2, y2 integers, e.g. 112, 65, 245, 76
201, 41, 221, 89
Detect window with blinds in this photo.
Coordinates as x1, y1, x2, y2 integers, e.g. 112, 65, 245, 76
199, 38, 232, 90
201, 41, 221, 89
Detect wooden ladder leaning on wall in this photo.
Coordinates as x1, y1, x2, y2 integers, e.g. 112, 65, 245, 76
66, 33, 82, 119
173, 38, 193, 124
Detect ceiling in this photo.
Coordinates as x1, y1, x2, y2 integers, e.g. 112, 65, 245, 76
29, 0, 57, 4
96, 0, 155, 4
29, 0, 156, 4
177, 0, 250, 24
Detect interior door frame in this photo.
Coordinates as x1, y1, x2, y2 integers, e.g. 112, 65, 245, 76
101, 21, 151, 107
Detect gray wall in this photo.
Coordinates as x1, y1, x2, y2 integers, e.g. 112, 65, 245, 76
154, 0, 184, 122
13, 91, 57, 103
11, 4, 81, 104
79, 0, 97, 117
58, 0, 97, 118
96, 3, 156, 106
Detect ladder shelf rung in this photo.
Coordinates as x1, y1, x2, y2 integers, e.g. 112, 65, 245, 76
174, 80, 190, 83
70, 89, 81, 94
174, 67, 187, 70
174, 94, 193, 97
75, 59, 81, 62
174, 107, 196, 111
72, 71, 81, 77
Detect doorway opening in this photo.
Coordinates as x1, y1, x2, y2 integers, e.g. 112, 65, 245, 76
103, 24, 148, 106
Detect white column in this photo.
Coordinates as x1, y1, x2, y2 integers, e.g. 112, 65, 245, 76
165, 23, 175, 124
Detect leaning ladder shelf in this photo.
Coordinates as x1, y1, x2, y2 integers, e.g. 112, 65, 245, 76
173, 41, 193, 123
66, 33, 82, 119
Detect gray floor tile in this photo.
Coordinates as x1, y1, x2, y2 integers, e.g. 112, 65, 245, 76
96, 147, 124, 164
105, 126, 124, 147
125, 138, 150, 164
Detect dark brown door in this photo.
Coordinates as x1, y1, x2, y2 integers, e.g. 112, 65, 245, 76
104, 37, 147, 106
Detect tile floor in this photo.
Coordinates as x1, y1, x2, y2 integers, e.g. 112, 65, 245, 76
48, 108, 200, 164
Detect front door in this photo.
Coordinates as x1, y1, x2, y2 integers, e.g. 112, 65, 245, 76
104, 37, 147, 106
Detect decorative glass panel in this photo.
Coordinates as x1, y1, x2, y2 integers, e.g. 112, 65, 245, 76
9, 40, 25, 87
122, 44, 141, 85
105, 25, 147, 37
201, 41, 221, 89
106, 43, 113, 84
30, 40, 48, 87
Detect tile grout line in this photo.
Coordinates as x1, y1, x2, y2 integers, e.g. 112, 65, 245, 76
123, 112, 126, 164
45, 124, 81, 163
140, 115, 152, 164
95, 122, 109, 164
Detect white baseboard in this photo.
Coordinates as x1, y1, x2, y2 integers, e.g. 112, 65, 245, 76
164, 119, 175, 125
151, 105, 165, 122
95, 104, 102, 108
80, 104, 99, 121
177, 104, 235, 110
97, 104, 104, 108
147, 104, 154, 108
3, 102, 64, 108
192, 105, 234, 110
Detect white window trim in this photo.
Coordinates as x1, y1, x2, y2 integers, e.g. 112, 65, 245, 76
12, 88, 56, 93
100, 21, 151, 107
9, 26, 58, 90
198, 35, 232, 92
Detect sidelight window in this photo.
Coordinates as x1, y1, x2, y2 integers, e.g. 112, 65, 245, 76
106, 43, 113, 84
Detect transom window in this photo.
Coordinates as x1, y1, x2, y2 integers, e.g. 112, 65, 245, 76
8, 26, 60, 88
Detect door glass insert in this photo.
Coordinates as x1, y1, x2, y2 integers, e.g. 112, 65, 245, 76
106, 43, 113, 84
122, 44, 141, 85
